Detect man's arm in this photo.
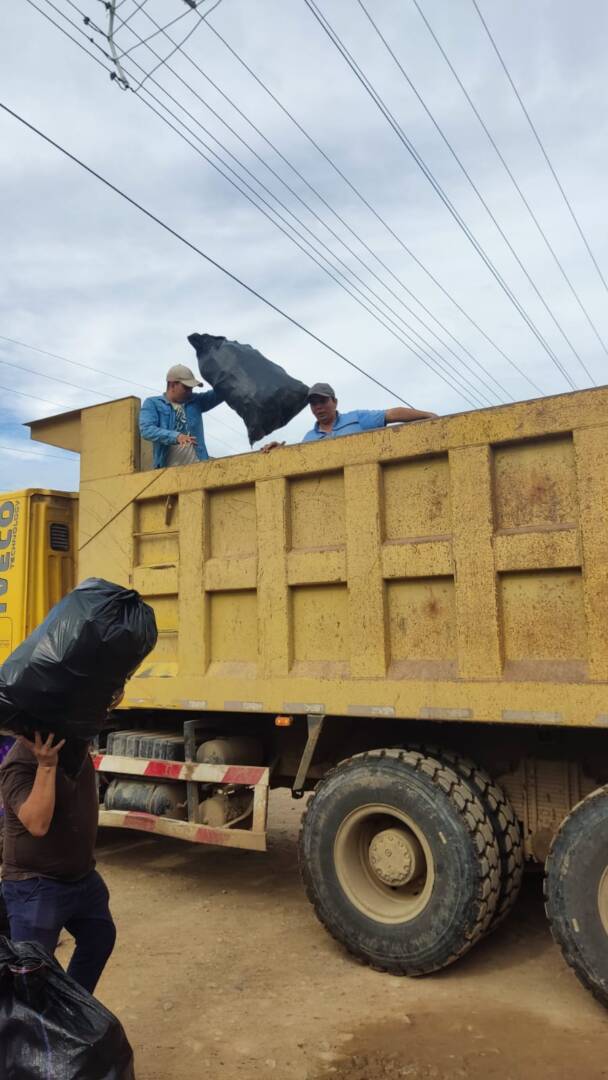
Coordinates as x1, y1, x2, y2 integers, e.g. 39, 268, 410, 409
139, 398, 180, 446
14, 733, 66, 838
192, 388, 226, 413
385, 407, 438, 424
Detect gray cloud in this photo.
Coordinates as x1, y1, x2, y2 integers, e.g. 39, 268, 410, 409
1, 0, 607, 493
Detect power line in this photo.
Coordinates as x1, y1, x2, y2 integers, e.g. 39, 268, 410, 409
107, 0, 510, 403
113, 4, 197, 62
0, 442, 78, 462
132, 80, 482, 406
203, 21, 537, 398
135, 3, 221, 93
0, 331, 246, 443
303, 0, 574, 391
24, 0, 114, 76
0, 349, 241, 454
351, 0, 582, 390
411, 0, 603, 379
85, 3, 490, 404
0, 382, 70, 410
38, 1, 481, 406
0, 355, 108, 398
471, 0, 608, 299
0, 101, 417, 410
0, 333, 158, 393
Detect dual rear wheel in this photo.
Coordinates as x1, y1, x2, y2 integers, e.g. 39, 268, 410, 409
298, 748, 520, 975
299, 748, 608, 1005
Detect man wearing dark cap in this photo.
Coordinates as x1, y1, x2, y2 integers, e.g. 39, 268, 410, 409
139, 363, 225, 468
302, 383, 436, 441
263, 382, 436, 450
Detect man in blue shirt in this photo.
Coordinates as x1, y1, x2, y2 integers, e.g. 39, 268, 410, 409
139, 364, 225, 469
263, 382, 436, 450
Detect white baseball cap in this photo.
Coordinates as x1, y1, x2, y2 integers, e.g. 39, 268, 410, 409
166, 364, 202, 388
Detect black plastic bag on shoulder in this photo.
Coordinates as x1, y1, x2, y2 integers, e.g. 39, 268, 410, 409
188, 332, 309, 444
0, 579, 157, 740
0, 937, 135, 1079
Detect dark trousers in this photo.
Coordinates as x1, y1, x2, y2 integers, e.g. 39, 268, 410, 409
2, 869, 116, 994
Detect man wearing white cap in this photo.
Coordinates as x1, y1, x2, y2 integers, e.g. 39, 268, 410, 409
139, 364, 225, 468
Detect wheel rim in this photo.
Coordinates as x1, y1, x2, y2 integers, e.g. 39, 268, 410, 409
597, 866, 608, 935
334, 803, 435, 925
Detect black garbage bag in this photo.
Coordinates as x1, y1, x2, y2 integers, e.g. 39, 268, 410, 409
188, 332, 309, 444
0, 938, 135, 1079
0, 579, 157, 741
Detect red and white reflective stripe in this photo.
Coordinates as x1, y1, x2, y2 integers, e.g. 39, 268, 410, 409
91, 753, 268, 787
98, 809, 267, 852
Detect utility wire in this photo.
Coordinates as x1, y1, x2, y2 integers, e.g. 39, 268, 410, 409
203, 21, 536, 398
87, 3, 489, 403
0, 355, 108, 398
304, 0, 572, 391
0, 382, 70, 410
114, 5, 197, 61
0, 349, 241, 453
0, 101, 417, 409
412, 0, 605, 376
471, 0, 608, 299
0, 333, 246, 444
4, 11, 248, 447
24, 0, 114, 76
42, 1, 482, 405
0, 333, 159, 393
136, 3, 221, 92
116, 0, 149, 33
351, 0, 580, 390
0, 442, 78, 462
131, 80, 482, 405
107, 0, 509, 403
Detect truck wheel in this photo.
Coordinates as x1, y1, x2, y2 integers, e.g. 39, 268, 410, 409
298, 749, 500, 975
545, 786, 608, 1007
415, 746, 524, 929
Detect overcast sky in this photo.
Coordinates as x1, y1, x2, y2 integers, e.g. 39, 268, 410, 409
1, 0, 607, 492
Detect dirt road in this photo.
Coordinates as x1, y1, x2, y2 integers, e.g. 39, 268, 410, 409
81, 792, 607, 1080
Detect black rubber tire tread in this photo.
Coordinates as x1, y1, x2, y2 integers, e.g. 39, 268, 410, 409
545, 785, 608, 1008
411, 744, 524, 928
298, 748, 501, 975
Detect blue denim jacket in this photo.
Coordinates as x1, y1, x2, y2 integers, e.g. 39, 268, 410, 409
139, 390, 224, 468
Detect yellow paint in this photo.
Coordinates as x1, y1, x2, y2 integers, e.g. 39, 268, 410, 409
292, 583, 349, 670
382, 455, 451, 539
0, 490, 76, 666
387, 577, 456, 663
9, 382, 608, 728
289, 471, 345, 549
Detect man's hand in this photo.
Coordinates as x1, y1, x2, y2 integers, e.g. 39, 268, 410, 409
19, 732, 66, 770
177, 434, 197, 447
260, 441, 286, 453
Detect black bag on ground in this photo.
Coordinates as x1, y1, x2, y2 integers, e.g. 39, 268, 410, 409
0, 579, 157, 740
0, 938, 135, 1080
188, 332, 309, 444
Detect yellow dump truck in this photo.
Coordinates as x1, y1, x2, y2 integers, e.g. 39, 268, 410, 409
3, 386, 608, 1002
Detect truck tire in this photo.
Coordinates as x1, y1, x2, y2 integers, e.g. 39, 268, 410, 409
412, 745, 524, 929
298, 749, 501, 975
545, 786, 608, 1008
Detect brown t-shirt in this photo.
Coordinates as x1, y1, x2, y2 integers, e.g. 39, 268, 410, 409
0, 741, 98, 882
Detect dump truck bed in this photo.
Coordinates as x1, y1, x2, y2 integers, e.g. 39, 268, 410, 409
29, 386, 608, 729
